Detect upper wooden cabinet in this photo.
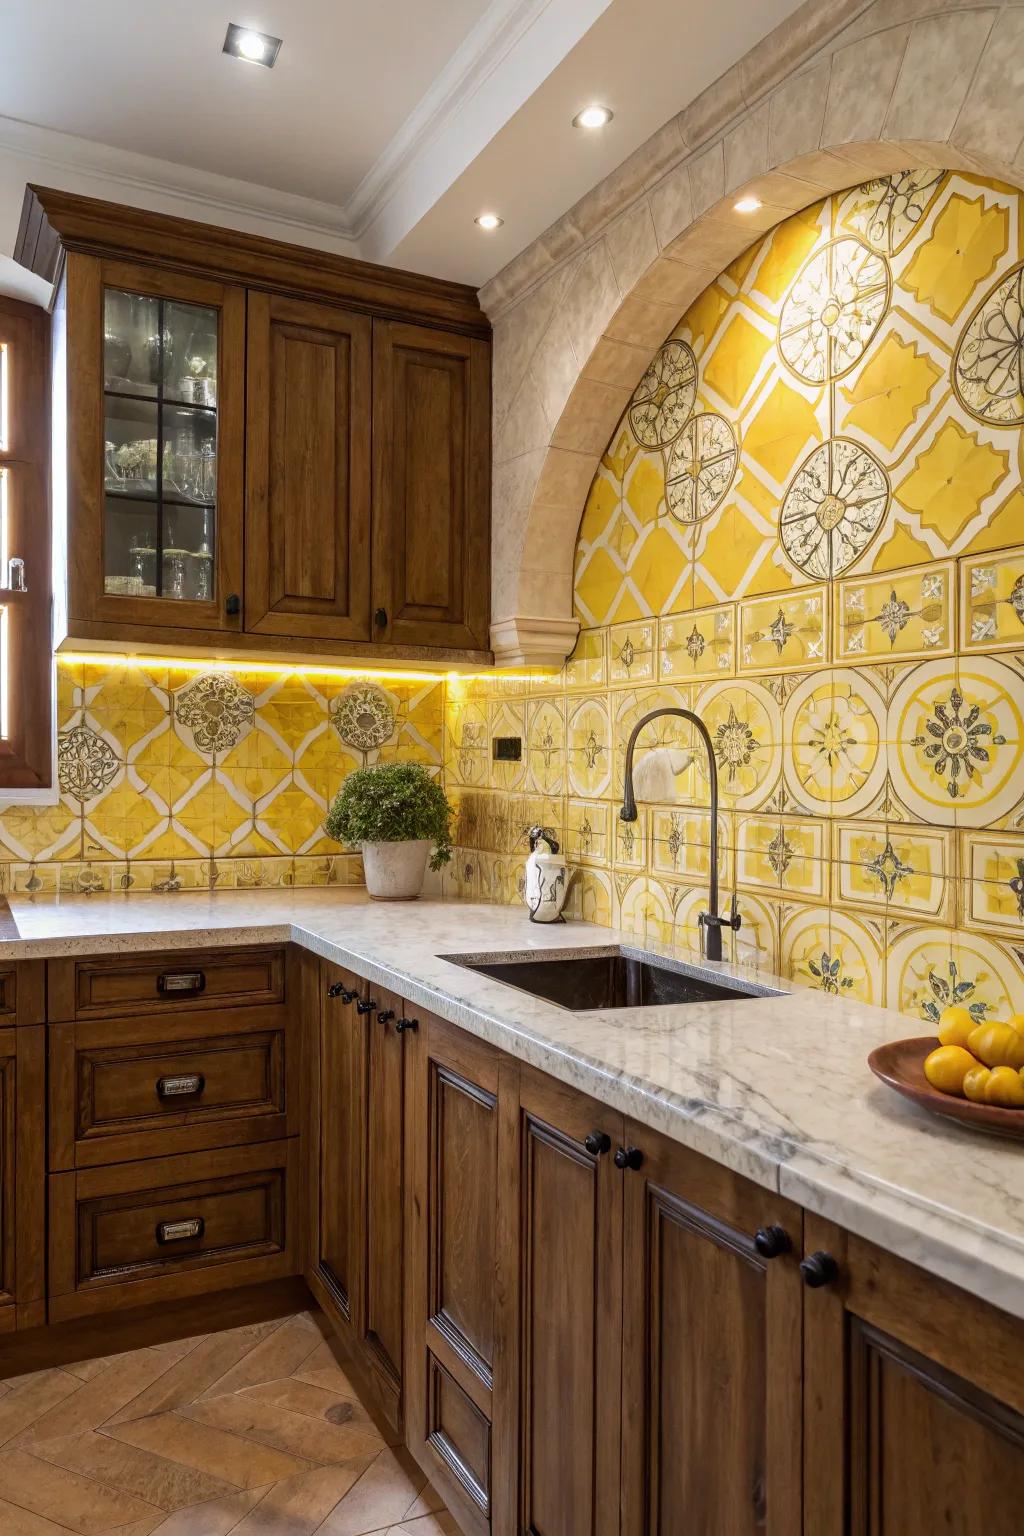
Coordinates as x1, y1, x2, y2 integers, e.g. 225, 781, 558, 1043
17, 185, 492, 663
374, 322, 490, 651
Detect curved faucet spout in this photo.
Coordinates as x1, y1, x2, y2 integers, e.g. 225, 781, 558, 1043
620, 707, 739, 962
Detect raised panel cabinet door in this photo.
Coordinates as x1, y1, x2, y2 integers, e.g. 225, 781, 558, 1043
404, 1009, 519, 1536
517, 1066, 623, 1536
64, 253, 245, 638
803, 1214, 1024, 1536
312, 963, 368, 1333
361, 982, 407, 1418
620, 1121, 803, 1536
373, 320, 490, 653
0, 1026, 46, 1333
246, 293, 372, 641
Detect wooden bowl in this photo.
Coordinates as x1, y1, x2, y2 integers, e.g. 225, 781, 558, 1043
868, 1036, 1024, 1140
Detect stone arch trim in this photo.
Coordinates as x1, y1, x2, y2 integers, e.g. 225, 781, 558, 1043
485, 0, 1024, 664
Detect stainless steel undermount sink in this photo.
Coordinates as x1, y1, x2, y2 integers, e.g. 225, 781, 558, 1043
442, 946, 785, 1012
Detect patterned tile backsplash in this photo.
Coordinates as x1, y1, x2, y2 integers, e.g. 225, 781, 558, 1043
445, 169, 1024, 1030
0, 664, 443, 895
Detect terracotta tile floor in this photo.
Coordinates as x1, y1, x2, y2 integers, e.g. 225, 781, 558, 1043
0, 1309, 454, 1535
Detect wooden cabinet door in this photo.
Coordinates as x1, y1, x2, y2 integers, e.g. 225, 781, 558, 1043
312, 963, 367, 1332
64, 254, 245, 638
804, 1214, 1024, 1536
405, 1008, 519, 1536
516, 1066, 623, 1536
621, 1120, 803, 1536
373, 320, 490, 653
246, 293, 372, 641
360, 981, 406, 1420
0, 1026, 47, 1333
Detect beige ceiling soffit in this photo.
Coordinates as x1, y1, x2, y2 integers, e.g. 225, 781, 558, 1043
491, 613, 581, 667
345, 0, 566, 239
478, 0, 877, 317
0, 114, 358, 251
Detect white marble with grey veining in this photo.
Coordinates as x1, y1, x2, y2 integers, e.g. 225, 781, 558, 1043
3, 888, 1023, 1320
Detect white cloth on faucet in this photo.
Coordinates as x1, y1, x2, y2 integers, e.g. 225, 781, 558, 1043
632, 746, 696, 803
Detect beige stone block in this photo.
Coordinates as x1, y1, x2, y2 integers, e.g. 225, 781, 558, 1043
635, 254, 717, 312
603, 293, 678, 351
633, 120, 688, 191
768, 61, 829, 167
483, 238, 552, 317
515, 564, 577, 619
781, 147, 885, 192
738, 170, 831, 210
550, 376, 632, 455
650, 161, 694, 250
822, 25, 910, 147
663, 213, 754, 270
677, 64, 746, 151
953, 8, 1024, 165
560, 241, 621, 368
724, 103, 771, 190
494, 373, 551, 465
539, 212, 584, 267
827, 139, 915, 180
741, 0, 875, 102
583, 335, 654, 389
491, 261, 578, 427
832, 0, 995, 51
530, 309, 583, 434
883, 10, 996, 143
570, 158, 644, 242
605, 201, 659, 298
688, 142, 726, 217
532, 445, 599, 511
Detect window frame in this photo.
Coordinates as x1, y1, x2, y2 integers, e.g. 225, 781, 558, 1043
0, 294, 52, 790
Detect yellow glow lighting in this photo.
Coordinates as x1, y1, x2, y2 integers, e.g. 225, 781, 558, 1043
57, 652, 560, 686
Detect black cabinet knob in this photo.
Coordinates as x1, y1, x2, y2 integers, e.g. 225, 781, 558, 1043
225, 593, 241, 617
377, 1009, 395, 1025
754, 1225, 792, 1260
374, 607, 388, 629
614, 1145, 644, 1171
584, 1130, 611, 1157
355, 998, 376, 1014
326, 981, 345, 998
396, 1017, 419, 1033
800, 1251, 839, 1289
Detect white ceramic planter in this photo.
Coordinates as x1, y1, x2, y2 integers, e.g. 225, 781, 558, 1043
361, 839, 431, 900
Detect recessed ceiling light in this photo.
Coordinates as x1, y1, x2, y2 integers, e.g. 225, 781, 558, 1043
734, 195, 763, 214
573, 104, 614, 130
223, 23, 283, 68
475, 213, 504, 231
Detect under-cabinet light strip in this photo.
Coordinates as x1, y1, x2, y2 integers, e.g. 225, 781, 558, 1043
57, 651, 559, 685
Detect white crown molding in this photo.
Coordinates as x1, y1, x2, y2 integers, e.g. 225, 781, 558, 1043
344, 0, 559, 239
0, 114, 360, 252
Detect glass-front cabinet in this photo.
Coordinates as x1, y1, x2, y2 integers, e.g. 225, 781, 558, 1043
65, 257, 244, 636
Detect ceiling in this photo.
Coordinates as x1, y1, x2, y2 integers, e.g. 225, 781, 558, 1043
0, 0, 807, 302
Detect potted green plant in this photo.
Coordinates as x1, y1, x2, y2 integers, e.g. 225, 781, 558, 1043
325, 762, 453, 900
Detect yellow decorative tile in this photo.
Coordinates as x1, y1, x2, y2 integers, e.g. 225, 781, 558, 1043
900, 190, 1008, 324
897, 418, 1009, 547
739, 588, 827, 674
614, 808, 647, 871
609, 620, 656, 684
702, 311, 773, 411
660, 606, 735, 682
961, 547, 1024, 652
834, 821, 951, 919
651, 808, 732, 884
566, 696, 612, 798
742, 377, 823, 486
836, 563, 954, 662
837, 330, 943, 451
565, 800, 612, 867
961, 834, 1024, 936
628, 524, 689, 613
781, 906, 882, 1004
574, 546, 626, 628
887, 926, 1024, 1025
564, 629, 607, 692
735, 815, 826, 898
526, 699, 565, 795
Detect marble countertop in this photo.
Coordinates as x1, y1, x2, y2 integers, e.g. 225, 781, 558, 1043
4, 887, 1022, 1320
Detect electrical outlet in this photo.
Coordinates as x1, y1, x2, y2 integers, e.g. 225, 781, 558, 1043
492, 736, 522, 761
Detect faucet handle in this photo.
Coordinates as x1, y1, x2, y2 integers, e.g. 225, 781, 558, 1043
729, 892, 742, 931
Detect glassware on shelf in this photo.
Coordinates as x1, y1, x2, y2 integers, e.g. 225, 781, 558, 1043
162, 547, 188, 601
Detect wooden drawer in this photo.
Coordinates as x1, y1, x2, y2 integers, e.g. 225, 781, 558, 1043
49, 1139, 299, 1321
49, 1005, 297, 1169
48, 946, 286, 1021
0, 963, 44, 1026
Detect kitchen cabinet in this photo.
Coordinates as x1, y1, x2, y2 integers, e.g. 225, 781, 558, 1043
0, 1023, 46, 1333
803, 1213, 1024, 1536
620, 1119, 803, 1536
17, 185, 492, 663
309, 962, 408, 1431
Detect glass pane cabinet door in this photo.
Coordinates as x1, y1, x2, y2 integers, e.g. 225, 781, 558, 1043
102, 290, 218, 603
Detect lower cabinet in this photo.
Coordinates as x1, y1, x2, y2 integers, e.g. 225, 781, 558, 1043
309, 961, 408, 1431
0, 1024, 46, 1332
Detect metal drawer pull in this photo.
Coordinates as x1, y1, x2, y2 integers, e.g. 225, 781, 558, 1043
157, 971, 206, 995
156, 1217, 205, 1244
156, 1073, 205, 1099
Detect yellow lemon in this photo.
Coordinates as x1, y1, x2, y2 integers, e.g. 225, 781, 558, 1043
1006, 1012, 1024, 1036
963, 1064, 991, 1103
937, 1005, 975, 1048
923, 1045, 977, 1097
983, 1066, 1024, 1108
967, 1022, 1024, 1071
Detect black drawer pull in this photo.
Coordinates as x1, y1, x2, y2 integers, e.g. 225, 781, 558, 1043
156, 1217, 205, 1244
585, 1130, 611, 1156
800, 1251, 839, 1289
377, 1009, 395, 1025
754, 1225, 791, 1260
157, 971, 206, 995
355, 998, 376, 1014
614, 1145, 644, 1171
396, 1017, 418, 1033
156, 1073, 205, 1099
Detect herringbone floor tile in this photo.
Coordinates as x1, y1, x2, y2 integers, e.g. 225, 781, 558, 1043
0, 1310, 453, 1536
